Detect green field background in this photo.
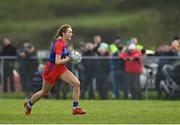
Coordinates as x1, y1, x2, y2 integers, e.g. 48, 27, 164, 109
1, 0, 180, 49
0, 99, 179, 124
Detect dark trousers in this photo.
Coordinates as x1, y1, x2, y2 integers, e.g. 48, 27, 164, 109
126, 73, 142, 99
113, 70, 128, 99
80, 73, 95, 99
96, 76, 108, 99
3, 63, 15, 93
155, 66, 165, 98
3, 72, 14, 92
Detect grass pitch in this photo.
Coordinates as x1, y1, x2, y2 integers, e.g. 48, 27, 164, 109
0, 99, 179, 124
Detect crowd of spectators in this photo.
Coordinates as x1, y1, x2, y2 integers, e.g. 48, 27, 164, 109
0, 35, 180, 99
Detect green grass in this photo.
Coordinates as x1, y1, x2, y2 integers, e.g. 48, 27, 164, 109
0, 99, 179, 124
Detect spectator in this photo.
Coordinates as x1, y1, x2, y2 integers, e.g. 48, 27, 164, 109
93, 35, 102, 56
95, 42, 110, 99
110, 37, 128, 99
31, 64, 44, 94
109, 36, 121, 56
80, 42, 96, 99
155, 40, 179, 98
17, 41, 38, 98
120, 43, 143, 99
0, 37, 17, 92
130, 37, 145, 54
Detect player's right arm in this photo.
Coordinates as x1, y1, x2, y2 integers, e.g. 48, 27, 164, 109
54, 41, 70, 65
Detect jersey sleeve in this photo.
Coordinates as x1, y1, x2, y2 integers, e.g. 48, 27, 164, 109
55, 41, 64, 55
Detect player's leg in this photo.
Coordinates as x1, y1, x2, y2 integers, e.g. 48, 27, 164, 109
24, 79, 53, 115
60, 70, 80, 102
30, 79, 53, 103
60, 70, 86, 115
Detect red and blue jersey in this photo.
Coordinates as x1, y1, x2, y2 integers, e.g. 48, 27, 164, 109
48, 38, 69, 63
42, 38, 69, 84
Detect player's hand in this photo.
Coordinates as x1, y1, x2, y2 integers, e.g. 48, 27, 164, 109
129, 57, 133, 61
66, 56, 71, 62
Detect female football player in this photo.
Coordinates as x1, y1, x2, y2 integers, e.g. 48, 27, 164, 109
24, 24, 86, 115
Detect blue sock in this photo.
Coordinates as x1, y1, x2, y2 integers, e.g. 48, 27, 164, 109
28, 100, 33, 107
73, 101, 78, 109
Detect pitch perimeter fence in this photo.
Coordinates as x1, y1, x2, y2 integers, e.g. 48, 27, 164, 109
0, 56, 180, 99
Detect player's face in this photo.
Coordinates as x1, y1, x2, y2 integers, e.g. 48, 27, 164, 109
64, 28, 73, 41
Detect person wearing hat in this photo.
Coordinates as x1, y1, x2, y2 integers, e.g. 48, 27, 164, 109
119, 43, 143, 99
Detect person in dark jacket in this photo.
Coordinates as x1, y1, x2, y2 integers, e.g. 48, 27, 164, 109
18, 41, 38, 98
80, 42, 96, 99
0, 37, 17, 92
95, 42, 110, 99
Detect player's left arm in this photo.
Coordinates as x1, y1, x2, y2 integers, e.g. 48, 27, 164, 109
55, 54, 70, 65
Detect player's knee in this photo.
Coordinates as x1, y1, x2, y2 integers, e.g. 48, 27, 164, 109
73, 80, 80, 88
44, 92, 49, 96
41, 90, 49, 96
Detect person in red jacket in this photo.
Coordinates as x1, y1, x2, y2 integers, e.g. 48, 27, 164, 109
119, 43, 143, 99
